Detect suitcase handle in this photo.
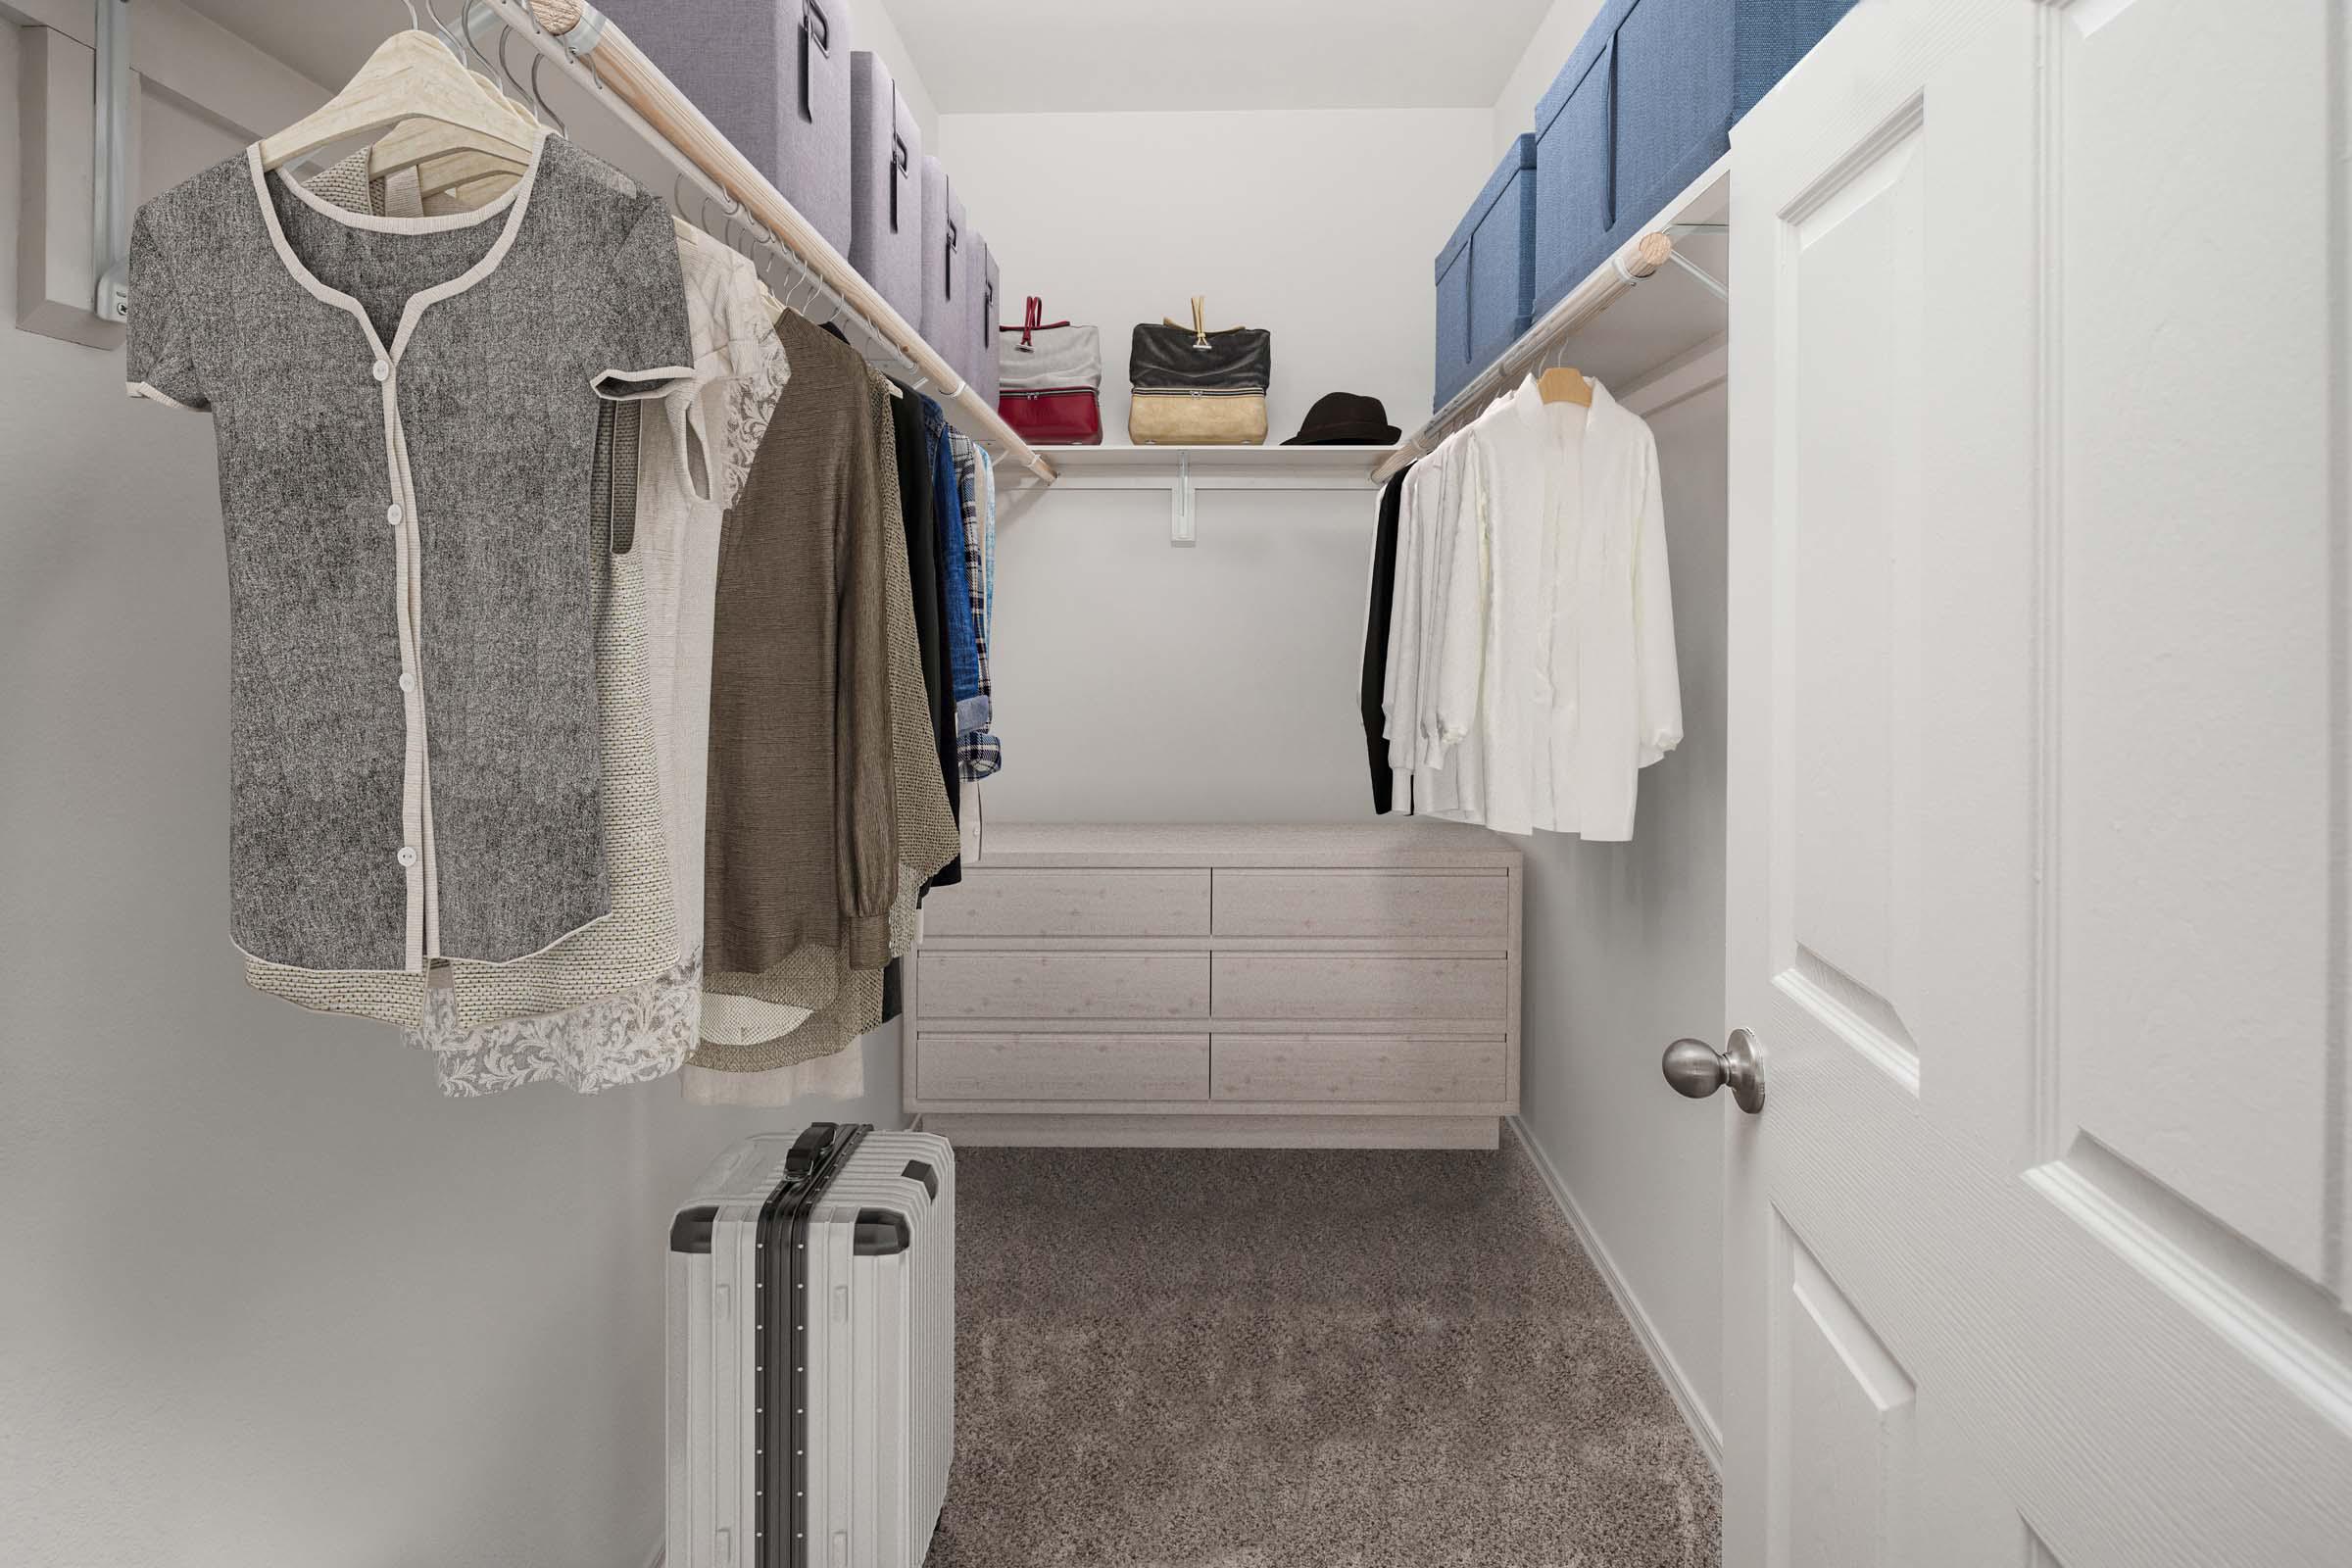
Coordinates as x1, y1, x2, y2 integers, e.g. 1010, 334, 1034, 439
786, 1121, 841, 1176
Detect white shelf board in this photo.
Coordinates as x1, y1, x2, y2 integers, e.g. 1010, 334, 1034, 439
1003, 442, 1396, 544
1030, 443, 1397, 474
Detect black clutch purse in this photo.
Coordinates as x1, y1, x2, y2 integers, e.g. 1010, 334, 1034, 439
1128, 296, 1272, 392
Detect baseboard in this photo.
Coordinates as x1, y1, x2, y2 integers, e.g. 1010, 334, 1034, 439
921, 1111, 1498, 1149
1508, 1114, 1724, 1472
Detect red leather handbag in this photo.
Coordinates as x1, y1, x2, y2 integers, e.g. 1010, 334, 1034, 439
998, 388, 1102, 446
997, 297, 1103, 447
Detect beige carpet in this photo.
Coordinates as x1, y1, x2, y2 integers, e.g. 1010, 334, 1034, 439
925, 1129, 1721, 1568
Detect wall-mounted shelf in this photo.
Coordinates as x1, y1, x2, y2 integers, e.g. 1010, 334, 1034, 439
1033, 444, 1398, 473
1011, 444, 1396, 547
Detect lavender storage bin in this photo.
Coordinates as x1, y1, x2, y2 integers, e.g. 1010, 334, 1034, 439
601, 0, 855, 258
918, 156, 965, 368
975, 240, 1002, 408
847, 51, 922, 323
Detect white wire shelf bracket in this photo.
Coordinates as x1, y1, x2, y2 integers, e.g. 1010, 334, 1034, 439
1373, 156, 1730, 485
488, 0, 1056, 484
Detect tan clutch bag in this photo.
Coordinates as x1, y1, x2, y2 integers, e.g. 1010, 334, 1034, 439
1128, 389, 1269, 446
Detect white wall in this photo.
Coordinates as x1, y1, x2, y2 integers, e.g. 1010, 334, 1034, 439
1512, 384, 1728, 1455
941, 109, 1492, 447
1479, 0, 1732, 1460
0, 15, 902, 1567
938, 108, 1492, 822
840, 0, 940, 146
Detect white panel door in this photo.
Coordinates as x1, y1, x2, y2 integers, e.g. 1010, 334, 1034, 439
1720, 1, 2351, 1564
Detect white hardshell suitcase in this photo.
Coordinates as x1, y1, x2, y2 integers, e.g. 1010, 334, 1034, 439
667, 1125, 955, 1568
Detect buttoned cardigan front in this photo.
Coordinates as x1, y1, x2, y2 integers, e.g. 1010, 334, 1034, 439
125, 135, 693, 970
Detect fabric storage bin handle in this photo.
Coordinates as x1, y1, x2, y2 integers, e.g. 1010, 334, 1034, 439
1600, 35, 1618, 225
943, 216, 959, 300
798, 0, 832, 123
889, 123, 909, 232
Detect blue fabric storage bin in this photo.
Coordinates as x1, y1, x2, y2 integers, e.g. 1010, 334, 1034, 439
1433, 135, 1537, 410
1530, 0, 1855, 316
918, 156, 966, 368
848, 52, 922, 326
1433, 243, 1472, 409
602, 0, 855, 259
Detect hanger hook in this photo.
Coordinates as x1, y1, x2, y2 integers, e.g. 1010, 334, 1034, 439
527, 52, 565, 135
418, 0, 465, 55
493, 24, 536, 121
398, 0, 420, 28
459, 0, 501, 80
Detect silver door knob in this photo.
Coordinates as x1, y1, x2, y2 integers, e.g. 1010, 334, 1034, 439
1661, 1029, 1766, 1114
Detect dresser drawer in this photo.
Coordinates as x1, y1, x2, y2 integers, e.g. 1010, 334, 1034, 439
1210, 955, 1508, 1021
917, 951, 1211, 1020
1211, 1034, 1507, 1104
921, 1034, 1210, 1102
922, 869, 1211, 938
1212, 869, 1511, 941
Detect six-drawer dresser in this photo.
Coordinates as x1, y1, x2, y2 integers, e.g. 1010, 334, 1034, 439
906, 822, 1523, 1149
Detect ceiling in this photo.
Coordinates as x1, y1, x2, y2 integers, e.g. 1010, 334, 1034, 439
876, 0, 1559, 115
180, 0, 1561, 116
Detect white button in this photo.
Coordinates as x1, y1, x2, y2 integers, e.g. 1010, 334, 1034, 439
385, 503, 404, 526
372, 360, 391, 382
395, 845, 418, 868
398, 672, 416, 694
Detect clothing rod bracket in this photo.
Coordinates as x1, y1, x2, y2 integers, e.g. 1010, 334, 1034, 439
91, 0, 132, 322
1662, 222, 1728, 301
1171, 453, 1196, 547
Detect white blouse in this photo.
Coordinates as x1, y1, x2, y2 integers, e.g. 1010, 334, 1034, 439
1398, 374, 1682, 842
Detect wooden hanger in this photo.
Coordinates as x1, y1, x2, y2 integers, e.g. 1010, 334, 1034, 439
257, 30, 541, 172
368, 112, 535, 181
1537, 366, 1593, 408
669, 213, 792, 326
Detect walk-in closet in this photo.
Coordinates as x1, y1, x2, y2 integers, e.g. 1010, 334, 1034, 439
5, 2, 2346, 1564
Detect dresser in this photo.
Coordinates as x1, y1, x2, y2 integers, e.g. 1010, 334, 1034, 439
906, 822, 1523, 1149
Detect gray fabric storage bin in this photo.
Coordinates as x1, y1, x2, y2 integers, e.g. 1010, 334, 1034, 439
976, 240, 1001, 407
951, 225, 990, 392
918, 156, 965, 368
848, 51, 922, 323
602, 0, 854, 258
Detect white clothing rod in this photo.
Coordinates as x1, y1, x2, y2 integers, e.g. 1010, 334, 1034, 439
489, 1, 1057, 484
